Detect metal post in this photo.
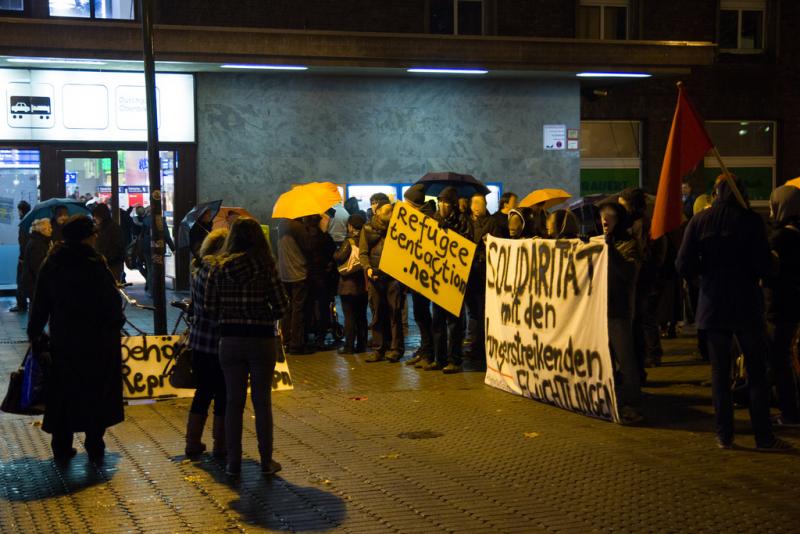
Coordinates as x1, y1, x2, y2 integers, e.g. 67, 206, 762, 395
140, 0, 167, 334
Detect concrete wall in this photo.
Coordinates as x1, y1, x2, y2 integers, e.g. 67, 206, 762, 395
196, 73, 580, 221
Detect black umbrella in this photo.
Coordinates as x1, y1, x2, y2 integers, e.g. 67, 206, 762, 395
413, 172, 490, 198
178, 199, 222, 249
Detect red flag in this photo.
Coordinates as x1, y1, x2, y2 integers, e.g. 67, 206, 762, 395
651, 84, 714, 239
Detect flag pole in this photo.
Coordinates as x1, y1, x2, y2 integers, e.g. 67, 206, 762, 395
677, 81, 748, 210
710, 146, 748, 209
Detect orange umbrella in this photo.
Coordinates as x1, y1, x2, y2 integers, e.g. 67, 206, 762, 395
519, 188, 572, 210
272, 181, 343, 219
212, 206, 256, 230
786, 176, 800, 188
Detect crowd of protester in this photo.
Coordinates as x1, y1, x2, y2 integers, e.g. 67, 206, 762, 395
9, 172, 800, 469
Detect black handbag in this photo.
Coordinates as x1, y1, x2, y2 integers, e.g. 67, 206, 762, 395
2, 349, 45, 416
167, 339, 196, 389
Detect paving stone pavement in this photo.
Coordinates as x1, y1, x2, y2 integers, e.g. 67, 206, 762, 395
1, 293, 799, 533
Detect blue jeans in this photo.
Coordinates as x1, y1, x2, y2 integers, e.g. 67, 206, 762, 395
219, 337, 277, 468
705, 326, 775, 446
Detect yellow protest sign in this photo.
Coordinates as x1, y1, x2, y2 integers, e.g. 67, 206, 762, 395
379, 201, 476, 316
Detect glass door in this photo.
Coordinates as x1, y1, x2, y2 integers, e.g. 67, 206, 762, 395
0, 148, 40, 288
58, 150, 120, 221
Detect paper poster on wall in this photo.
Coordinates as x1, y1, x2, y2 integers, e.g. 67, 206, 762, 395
543, 124, 567, 150
122, 336, 293, 402
484, 236, 619, 422
379, 201, 476, 316
0, 68, 194, 142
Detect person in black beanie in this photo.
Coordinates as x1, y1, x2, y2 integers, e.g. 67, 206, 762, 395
402, 185, 438, 367
28, 215, 125, 464
426, 186, 472, 373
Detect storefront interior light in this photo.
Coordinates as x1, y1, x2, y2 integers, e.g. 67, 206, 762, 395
220, 64, 308, 71
7, 57, 107, 66
407, 68, 489, 75
576, 72, 652, 78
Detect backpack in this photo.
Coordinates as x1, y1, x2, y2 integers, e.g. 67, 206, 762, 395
337, 239, 362, 276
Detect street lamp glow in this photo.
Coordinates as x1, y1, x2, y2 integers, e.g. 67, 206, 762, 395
220, 64, 308, 71
7, 57, 107, 66
407, 68, 489, 75
576, 72, 652, 78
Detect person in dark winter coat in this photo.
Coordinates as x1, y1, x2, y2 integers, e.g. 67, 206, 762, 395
359, 203, 405, 362
507, 207, 546, 239
599, 201, 643, 425
464, 193, 497, 366
185, 228, 229, 458
491, 192, 518, 238
303, 214, 337, 349
21, 219, 52, 302
427, 186, 472, 373
92, 203, 126, 282
11, 200, 31, 313
619, 187, 666, 370
334, 214, 368, 354
27, 215, 125, 464
546, 209, 579, 239
764, 185, 800, 427
402, 185, 438, 368
677, 175, 791, 451
203, 218, 290, 477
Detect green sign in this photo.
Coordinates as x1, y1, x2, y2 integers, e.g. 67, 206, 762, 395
702, 166, 773, 201
580, 168, 640, 196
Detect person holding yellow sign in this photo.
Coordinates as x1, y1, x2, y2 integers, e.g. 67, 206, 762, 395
428, 187, 473, 373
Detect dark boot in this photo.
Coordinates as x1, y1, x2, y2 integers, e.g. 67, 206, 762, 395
185, 413, 207, 457
212, 415, 226, 460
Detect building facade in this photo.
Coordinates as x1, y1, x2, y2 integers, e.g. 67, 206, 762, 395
0, 0, 795, 288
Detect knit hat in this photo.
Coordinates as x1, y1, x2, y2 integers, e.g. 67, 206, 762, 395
404, 184, 426, 207
347, 214, 366, 230
62, 215, 97, 242
438, 186, 459, 206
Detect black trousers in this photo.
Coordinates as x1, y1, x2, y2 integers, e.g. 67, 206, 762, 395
465, 267, 486, 359
282, 280, 308, 350
432, 304, 464, 366
767, 320, 800, 422
51, 427, 105, 457
634, 279, 663, 368
190, 350, 227, 417
411, 290, 434, 357
15, 260, 27, 309
368, 277, 405, 354
705, 326, 774, 447
341, 294, 368, 350
305, 275, 331, 343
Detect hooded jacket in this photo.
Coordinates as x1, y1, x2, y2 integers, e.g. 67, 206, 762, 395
676, 178, 771, 329
601, 202, 641, 320
764, 185, 800, 322
359, 213, 390, 272
22, 230, 51, 299
203, 250, 290, 337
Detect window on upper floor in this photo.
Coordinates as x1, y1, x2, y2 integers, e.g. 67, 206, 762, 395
577, 0, 629, 40
0, 0, 24, 11
719, 0, 765, 51
430, 0, 484, 36
703, 120, 775, 200
49, 0, 135, 20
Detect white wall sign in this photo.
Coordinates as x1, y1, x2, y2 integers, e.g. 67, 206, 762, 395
0, 68, 194, 142
543, 124, 567, 150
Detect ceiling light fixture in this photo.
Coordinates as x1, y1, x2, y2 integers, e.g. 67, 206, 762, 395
220, 64, 308, 71
407, 68, 489, 75
576, 72, 652, 78
7, 57, 107, 66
